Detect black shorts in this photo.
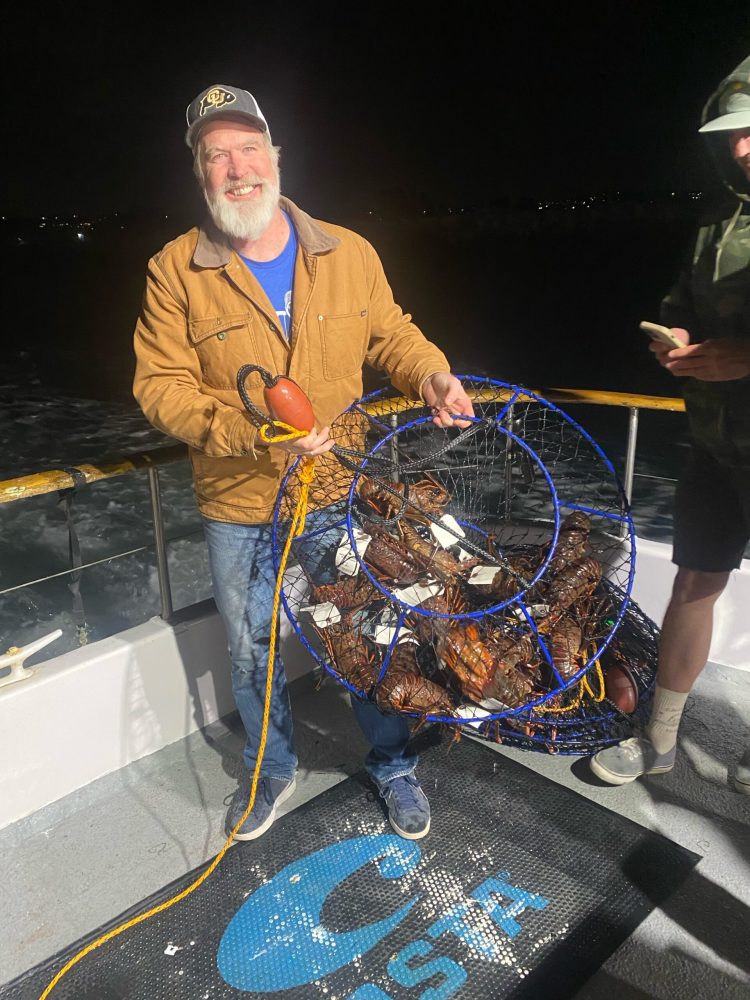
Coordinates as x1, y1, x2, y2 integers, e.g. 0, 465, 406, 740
672, 446, 750, 572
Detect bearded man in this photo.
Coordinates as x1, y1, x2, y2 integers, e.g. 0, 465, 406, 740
133, 84, 475, 841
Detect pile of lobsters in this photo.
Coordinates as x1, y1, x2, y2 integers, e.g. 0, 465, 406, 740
302, 473, 642, 722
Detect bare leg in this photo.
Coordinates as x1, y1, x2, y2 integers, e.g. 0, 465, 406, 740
645, 567, 731, 754
656, 567, 730, 692
591, 569, 733, 783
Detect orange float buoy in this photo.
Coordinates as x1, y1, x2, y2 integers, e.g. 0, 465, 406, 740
264, 375, 315, 432
236, 364, 315, 433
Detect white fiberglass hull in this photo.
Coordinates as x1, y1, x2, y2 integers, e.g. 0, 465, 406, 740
1, 535, 748, 831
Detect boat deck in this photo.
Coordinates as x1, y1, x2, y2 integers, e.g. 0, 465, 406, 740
3, 662, 749, 999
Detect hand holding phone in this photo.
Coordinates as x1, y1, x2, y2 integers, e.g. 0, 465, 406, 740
639, 321, 687, 350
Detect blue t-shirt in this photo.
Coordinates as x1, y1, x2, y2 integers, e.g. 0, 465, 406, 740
239, 212, 297, 338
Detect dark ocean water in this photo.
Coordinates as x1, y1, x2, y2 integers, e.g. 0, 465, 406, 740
2, 206, 695, 467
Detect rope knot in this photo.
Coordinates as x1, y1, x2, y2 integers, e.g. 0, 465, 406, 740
298, 457, 316, 484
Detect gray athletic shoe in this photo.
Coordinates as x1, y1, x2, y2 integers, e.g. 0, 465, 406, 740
590, 737, 676, 785
378, 775, 431, 840
734, 746, 750, 796
227, 775, 297, 841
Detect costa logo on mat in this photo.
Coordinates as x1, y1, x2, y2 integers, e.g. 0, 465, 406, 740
199, 87, 236, 116
218, 835, 420, 992
217, 833, 549, 996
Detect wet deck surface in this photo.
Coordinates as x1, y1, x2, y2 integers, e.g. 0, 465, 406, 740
3, 662, 749, 998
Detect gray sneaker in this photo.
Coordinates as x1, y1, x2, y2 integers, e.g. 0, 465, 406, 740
590, 737, 676, 785
734, 746, 750, 796
227, 775, 297, 841
378, 775, 431, 840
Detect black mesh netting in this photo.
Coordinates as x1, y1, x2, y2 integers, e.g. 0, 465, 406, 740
271, 378, 656, 753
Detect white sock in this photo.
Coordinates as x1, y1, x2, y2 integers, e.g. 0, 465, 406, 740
646, 684, 689, 754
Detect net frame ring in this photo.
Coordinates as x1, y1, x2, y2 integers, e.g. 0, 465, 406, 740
271, 377, 638, 725
343, 412, 562, 621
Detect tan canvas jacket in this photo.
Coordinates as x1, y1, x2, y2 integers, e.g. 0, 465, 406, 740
133, 198, 450, 522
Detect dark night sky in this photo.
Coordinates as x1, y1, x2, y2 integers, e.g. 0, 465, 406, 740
3, 2, 750, 220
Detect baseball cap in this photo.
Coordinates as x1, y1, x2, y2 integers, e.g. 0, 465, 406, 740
185, 84, 270, 148
699, 79, 750, 133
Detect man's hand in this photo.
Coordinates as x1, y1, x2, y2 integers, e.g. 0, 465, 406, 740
421, 372, 476, 428
652, 328, 750, 381
648, 326, 690, 366
269, 425, 334, 456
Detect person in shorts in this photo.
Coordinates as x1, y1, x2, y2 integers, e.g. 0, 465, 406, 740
591, 55, 750, 794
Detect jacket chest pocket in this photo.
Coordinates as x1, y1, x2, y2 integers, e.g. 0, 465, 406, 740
188, 315, 257, 390
318, 309, 369, 380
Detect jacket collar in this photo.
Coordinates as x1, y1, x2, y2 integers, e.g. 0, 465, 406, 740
192, 196, 340, 267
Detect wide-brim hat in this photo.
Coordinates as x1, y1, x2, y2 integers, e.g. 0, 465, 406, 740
700, 80, 750, 133
185, 85, 270, 148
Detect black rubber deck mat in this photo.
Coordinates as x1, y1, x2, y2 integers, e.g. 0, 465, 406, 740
3, 735, 698, 1000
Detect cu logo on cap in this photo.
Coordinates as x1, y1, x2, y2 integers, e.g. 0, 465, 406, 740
199, 88, 236, 117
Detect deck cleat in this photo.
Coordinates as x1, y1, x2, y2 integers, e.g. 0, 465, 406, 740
0, 629, 62, 689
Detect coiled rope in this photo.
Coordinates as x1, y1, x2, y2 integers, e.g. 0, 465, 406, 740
539, 654, 606, 714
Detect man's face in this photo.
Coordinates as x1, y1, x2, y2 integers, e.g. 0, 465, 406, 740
198, 120, 280, 241
729, 127, 750, 182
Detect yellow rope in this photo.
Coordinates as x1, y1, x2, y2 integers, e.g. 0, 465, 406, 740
539, 655, 606, 715
38, 432, 315, 1000
259, 420, 308, 445
581, 659, 606, 702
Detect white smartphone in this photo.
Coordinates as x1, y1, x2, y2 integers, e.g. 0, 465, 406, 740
639, 321, 686, 350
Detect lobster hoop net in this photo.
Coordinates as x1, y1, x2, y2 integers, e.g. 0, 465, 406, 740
272, 377, 655, 751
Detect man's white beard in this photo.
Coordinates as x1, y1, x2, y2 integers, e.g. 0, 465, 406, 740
205, 173, 281, 242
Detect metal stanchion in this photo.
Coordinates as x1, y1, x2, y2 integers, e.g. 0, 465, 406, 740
620, 406, 639, 538
390, 413, 400, 483
147, 466, 173, 620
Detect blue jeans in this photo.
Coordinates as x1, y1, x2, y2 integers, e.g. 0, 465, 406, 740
203, 512, 417, 786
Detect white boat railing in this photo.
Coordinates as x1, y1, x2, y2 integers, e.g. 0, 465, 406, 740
0, 389, 687, 644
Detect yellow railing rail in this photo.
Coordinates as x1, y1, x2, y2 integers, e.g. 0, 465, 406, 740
362, 387, 687, 414
543, 388, 685, 412
0, 445, 188, 504
0, 389, 685, 505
